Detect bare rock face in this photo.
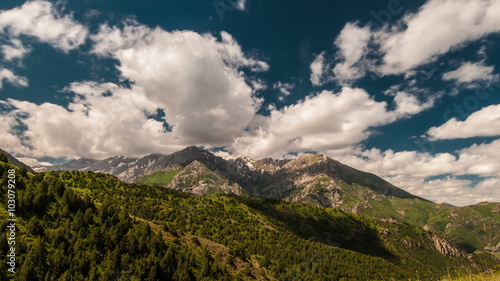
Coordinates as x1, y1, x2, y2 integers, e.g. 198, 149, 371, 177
283, 173, 344, 208
429, 234, 465, 257
252, 158, 290, 173
168, 160, 244, 196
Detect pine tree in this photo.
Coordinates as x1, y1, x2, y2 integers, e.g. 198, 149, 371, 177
0, 153, 8, 163
27, 216, 44, 236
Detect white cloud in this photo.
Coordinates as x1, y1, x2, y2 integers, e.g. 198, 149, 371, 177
236, 0, 247, 11
328, 139, 500, 206
393, 91, 434, 118
91, 23, 266, 146
218, 31, 269, 71
17, 157, 52, 167
250, 79, 267, 91
2, 82, 177, 159
442, 61, 498, 83
0, 112, 28, 155
273, 81, 294, 101
232, 87, 429, 159
308, 23, 373, 85
332, 23, 372, 83
426, 105, 500, 140
0, 68, 28, 88
213, 150, 232, 159
310, 52, 326, 86
0, 22, 268, 159
233, 88, 386, 158
377, 0, 500, 74
1, 39, 30, 61
0, 0, 88, 51
313, 0, 500, 82
458, 139, 500, 177
419, 177, 497, 206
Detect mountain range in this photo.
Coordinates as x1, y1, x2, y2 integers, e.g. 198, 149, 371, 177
35, 146, 500, 254
1, 156, 499, 280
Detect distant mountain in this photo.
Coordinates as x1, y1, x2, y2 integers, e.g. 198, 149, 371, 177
36, 146, 226, 181
38, 146, 418, 201
0, 148, 34, 173
37, 146, 500, 253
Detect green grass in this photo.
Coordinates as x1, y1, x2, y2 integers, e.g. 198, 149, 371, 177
441, 273, 500, 281
136, 169, 182, 186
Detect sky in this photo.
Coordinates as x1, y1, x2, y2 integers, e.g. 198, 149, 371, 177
0, 0, 499, 206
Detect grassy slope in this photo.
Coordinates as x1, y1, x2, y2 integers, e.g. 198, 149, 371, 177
336, 183, 500, 253
135, 169, 182, 186
442, 273, 500, 281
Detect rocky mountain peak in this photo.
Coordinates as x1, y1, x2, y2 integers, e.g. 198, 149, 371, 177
225, 154, 254, 163
180, 145, 209, 155
252, 158, 290, 173
168, 160, 244, 196
282, 153, 329, 170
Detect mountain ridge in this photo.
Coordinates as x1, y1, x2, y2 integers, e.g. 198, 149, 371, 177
36, 146, 420, 200
34, 146, 500, 253
0, 148, 35, 173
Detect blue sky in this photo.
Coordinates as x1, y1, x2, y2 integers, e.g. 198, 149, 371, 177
0, 0, 499, 205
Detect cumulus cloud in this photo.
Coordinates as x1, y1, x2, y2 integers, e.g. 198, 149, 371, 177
442, 61, 498, 83
309, 23, 372, 86
426, 105, 500, 140
0, 0, 88, 51
392, 91, 435, 118
418, 177, 497, 206
0, 68, 28, 88
332, 23, 372, 83
218, 31, 269, 71
329, 139, 500, 206
0, 112, 28, 155
233, 88, 386, 159
377, 0, 500, 74
90, 23, 266, 146
17, 157, 52, 167
2, 82, 176, 159
313, 0, 500, 83
231, 87, 430, 159
0, 21, 268, 159
458, 139, 500, 177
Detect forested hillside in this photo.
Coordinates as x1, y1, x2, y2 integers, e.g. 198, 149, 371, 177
37, 146, 500, 254
0, 161, 498, 280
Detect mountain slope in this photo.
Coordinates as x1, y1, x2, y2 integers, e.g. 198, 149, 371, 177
37, 146, 500, 253
1, 162, 497, 280
35, 146, 230, 182
0, 148, 34, 173
167, 160, 244, 196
